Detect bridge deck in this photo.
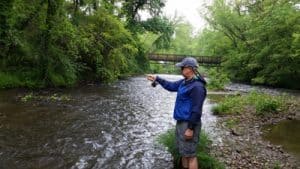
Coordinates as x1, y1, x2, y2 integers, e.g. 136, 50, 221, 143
148, 53, 221, 66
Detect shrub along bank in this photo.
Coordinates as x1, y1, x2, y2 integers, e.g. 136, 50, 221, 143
158, 129, 224, 169
209, 91, 299, 168
212, 91, 288, 116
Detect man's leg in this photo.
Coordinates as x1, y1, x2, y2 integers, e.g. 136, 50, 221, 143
188, 157, 198, 169
182, 157, 189, 168
181, 157, 198, 169
177, 121, 201, 169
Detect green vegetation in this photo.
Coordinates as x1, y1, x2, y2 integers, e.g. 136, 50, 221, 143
158, 129, 224, 169
207, 94, 228, 103
156, 22, 198, 55
0, 0, 174, 88
212, 91, 288, 116
203, 0, 300, 89
149, 62, 178, 74
50, 93, 71, 101
146, 0, 299, 90
207, 68, 230, 90
21, 92, 34, 102
224, 119, 240, 129
21, 93, 71, 102
273, 161, 281, 169
1, 0, 299, 90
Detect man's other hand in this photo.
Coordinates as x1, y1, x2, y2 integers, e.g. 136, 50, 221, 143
184, 129, 194, 140
147, 75, 156, 82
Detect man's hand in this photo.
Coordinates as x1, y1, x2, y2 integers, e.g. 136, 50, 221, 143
184, 129, 194, 140
147, 74, 156, 82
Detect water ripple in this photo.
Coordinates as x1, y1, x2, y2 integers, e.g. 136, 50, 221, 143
0, 74, 218, 169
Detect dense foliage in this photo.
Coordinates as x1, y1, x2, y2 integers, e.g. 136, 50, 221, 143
1, 0, 299, 90
204, 0, 300, 89
147, 0, 299, 90
0, 0, 174, 88
207, 68, 230, 90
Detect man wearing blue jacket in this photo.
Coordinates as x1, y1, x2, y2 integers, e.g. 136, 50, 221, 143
147, 57, 206, 169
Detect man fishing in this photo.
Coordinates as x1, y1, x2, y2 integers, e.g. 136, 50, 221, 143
147, 57, 207, 169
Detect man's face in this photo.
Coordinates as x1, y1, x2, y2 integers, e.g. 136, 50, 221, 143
181, 66, 194, 78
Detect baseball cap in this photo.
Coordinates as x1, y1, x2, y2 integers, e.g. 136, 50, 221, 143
175, 57, 198, 68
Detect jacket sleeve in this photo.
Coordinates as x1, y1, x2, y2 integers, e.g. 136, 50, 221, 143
155, 76, 183, 92
188, 84, 207, 129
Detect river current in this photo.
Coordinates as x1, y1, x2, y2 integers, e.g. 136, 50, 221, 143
0, 75, 218, 169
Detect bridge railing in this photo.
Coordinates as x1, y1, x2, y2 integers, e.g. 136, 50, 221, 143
148, 53, 222, 66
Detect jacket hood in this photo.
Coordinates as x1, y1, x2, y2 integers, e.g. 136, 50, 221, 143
195, 75, 207, 85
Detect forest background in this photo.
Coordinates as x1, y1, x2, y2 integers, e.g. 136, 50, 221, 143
0, 0, 299, 89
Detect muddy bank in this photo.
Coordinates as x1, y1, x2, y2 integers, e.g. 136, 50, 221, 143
209, 100, 300, 169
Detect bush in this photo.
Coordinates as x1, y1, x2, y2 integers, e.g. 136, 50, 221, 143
158, 129, 224, 169
0, 70, 45, 89
0, 4, 146, 88
212, 95, 244, 115
205, 0, 300, 89
212, 91, 287, 116
211, 103, 230, 115
76, 10, 139, 82
247, 92, 283, 116
0, 72, 22, 89
207, 68, 230, 90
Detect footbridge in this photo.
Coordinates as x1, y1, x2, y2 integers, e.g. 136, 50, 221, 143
148, 53, 222, 66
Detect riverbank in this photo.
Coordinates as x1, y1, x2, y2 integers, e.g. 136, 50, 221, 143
158, 130, 225, 169
210, 93, 300, 169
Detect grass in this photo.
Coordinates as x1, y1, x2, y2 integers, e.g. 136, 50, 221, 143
224, 119, 240, 129
211, 91, 288, 116
158, 129, 225, 169
207, 94, 229, 103
21, 93, 72, 102
273, 161, 281, 169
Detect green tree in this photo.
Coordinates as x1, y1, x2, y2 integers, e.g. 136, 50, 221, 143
203, 0, 300, 89
194, 29, 231, 56
155, 22, 196, 55
77, 9, 139, 81
0, 0, 174, 88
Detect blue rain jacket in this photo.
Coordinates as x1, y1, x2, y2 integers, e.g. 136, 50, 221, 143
156, 76, 206, 128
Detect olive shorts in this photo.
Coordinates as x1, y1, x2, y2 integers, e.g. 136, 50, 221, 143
175, 121, 201, 157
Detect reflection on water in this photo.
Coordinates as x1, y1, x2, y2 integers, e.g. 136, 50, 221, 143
0, 75, 219, 169
263, 120, 300, 161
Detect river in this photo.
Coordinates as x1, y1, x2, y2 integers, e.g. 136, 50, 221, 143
0, 75, 220, 169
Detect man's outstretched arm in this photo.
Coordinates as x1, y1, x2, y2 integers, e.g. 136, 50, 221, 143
147, 75, 183, 92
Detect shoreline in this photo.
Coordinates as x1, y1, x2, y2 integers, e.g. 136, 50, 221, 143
209, 99, 300, 169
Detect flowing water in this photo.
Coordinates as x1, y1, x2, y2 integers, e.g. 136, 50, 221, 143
225, 83, 300, 97
0, 75, 219, 169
